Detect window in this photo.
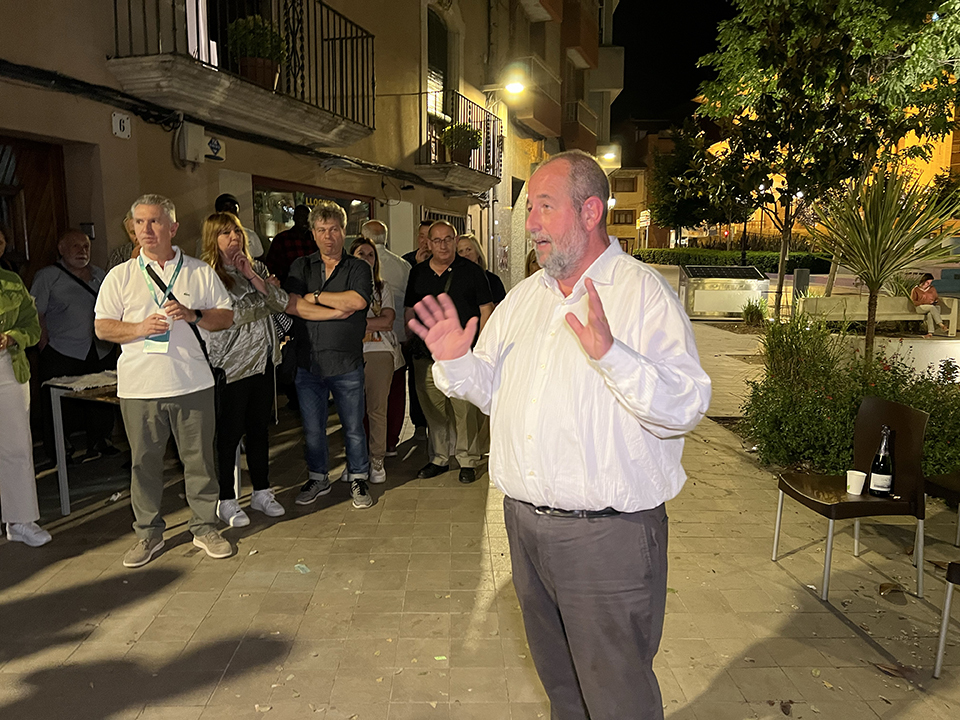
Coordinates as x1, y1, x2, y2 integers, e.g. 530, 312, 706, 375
612, 176, 637, 193
427, 8, 448, 114
611, 209, 635, 226
423, 209, 466, 235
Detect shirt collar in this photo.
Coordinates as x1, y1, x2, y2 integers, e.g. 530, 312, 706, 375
539, 240, 623, 300
142, 245, 182, 269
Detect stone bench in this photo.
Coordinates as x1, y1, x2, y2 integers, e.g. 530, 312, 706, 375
796, 295, 958, 337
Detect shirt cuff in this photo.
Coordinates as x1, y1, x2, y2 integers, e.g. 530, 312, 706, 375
434, 353, 474, 391
589, 338, 656, 411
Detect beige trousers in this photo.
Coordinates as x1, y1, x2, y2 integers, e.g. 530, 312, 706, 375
413, 357, 483, 469
363, 351, 395, 460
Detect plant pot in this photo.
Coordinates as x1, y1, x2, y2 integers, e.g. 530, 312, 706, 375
238, 58, 279, 91
449, 147, 473, 166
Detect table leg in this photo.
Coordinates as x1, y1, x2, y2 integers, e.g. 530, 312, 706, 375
50, 387, 71, 516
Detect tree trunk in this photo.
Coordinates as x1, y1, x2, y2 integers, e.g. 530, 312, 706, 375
865, 289, 878, 359
825, 256, 840, 296
773, 201, 793, 320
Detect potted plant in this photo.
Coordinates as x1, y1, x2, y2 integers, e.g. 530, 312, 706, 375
440, 122, 482, 165
227, 16, 287, 91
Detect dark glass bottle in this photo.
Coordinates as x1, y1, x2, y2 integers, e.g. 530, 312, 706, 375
868, 425, 894, 498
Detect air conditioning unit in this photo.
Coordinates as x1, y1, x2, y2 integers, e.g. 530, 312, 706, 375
179, 122, 226, 163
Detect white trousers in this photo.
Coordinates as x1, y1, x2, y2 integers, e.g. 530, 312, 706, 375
0, 353, 40, 524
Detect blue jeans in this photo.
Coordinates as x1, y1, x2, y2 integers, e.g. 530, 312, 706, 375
295, 366, 369, 480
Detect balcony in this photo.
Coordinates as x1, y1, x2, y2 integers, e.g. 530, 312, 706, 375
509, 55, 562, 138
562, 0, 599, 69
107, 0, 375, 148
518, 0, 563, 22
587, 45, 624, 97
417, 90, 503, 194
562, 100, 597, 153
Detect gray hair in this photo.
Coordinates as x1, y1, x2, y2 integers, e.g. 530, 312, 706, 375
131, 194, 177, 223
308, 201, 347, 230
539, 150, 610, 225
361, 219, 388, 245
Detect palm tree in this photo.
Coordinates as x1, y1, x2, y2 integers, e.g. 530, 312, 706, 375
806, 167, 960, 358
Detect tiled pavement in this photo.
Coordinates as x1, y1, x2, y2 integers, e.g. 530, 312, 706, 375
2, 300, 960, 719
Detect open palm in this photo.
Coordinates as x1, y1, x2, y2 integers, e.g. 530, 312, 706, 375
409, 293, 478, 361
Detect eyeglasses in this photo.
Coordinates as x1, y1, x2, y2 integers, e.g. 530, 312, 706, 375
431, 236, 456, 245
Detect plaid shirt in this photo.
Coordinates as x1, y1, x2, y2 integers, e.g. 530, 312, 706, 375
264, 225, 316, 282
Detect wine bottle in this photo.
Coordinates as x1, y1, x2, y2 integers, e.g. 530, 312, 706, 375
868, 425, 894, 498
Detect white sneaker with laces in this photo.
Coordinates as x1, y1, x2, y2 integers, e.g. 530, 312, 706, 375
370, 458, 386, 484
251, 489, 285, 517
6, 522, 52, 547
217, 499, 250, 527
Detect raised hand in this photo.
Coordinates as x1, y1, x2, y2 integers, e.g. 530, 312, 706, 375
138, 313, 171, 338
565, 277, 613, 360
409, 293, 478, 361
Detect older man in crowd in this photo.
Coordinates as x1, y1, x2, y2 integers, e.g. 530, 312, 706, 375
360, 219, 409, 455
285, 201, 373, 510
409, 151, 711, 720
95, 194, 235, 568
405, 220, 492, 484
32, 229, 117, 463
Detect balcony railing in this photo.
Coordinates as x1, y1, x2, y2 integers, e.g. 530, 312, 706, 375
419, 90, 503, 179
515, 55, 562, 105
112, 0, 374, 129
564, 100, 598, 135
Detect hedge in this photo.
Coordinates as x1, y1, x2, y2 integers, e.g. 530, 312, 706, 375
633, 247, 833, 274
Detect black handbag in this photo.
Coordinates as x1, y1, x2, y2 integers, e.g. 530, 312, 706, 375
144, 265, 227, 410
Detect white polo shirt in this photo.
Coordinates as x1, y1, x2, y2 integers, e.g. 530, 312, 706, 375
95, 247, 233, 399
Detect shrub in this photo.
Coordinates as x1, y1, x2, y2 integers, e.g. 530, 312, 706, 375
740, 317, 960, 476
741, 298, 767, 327
634, 247, 832, 274
227, 16, 288, 64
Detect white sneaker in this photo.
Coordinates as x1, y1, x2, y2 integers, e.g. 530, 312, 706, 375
217, 499, 250, 528
336, 467, 349, 483
370, 458, 386, 484
251, 489, 285, 517
6, 522, 52, 547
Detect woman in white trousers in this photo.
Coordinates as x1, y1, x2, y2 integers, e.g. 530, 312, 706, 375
0, 254, 52, 547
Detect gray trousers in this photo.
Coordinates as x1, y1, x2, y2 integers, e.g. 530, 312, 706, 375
120, 388, 219, 540
503, 497, 669, 720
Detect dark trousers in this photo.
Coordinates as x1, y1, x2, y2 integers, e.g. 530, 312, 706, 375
402, 342, 426, 429
385, 366, 406, 451
216, 363, 274, 500
503, 497, 669, 720
40, 343, 115, 458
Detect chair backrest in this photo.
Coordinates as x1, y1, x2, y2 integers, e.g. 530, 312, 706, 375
853, 396, 929, 518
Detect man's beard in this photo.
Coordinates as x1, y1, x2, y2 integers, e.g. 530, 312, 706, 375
535, 224, 588, 281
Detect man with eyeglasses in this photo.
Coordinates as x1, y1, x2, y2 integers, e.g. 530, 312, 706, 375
404, 221, 493, 483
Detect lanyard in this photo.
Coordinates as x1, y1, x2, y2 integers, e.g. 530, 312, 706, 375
139, 252, 183, 309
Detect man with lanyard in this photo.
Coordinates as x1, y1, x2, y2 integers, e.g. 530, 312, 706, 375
32, 229, 117, 463
95, 194, 235, 568
404, 220, 493, 484
284, 201, 373, 509
409, 151, 711, 719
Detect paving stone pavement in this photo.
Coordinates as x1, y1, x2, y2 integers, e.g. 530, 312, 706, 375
2, 292, 959, 719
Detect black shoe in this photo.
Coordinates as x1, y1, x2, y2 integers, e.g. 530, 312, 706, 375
458, 467, 477, 484
417, 462, 449, 479
96, 441, 121, 457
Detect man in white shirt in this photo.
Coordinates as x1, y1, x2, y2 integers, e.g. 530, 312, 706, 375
409, 151, 711, 720
360, 219, 409, 455
95, 194, 236, 568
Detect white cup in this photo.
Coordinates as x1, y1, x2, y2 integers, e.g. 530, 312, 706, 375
846, 470, 867, 495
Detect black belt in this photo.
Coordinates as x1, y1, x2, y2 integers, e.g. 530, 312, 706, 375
530, 503, 620, 518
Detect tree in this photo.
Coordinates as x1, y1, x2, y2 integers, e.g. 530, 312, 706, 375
806, 166, 960, 357
697, 0, 960, 319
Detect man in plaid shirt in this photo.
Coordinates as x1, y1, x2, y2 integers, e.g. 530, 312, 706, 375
265, 205, 315, 282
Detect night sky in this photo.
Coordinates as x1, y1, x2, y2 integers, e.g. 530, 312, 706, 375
611, 1, 736, 125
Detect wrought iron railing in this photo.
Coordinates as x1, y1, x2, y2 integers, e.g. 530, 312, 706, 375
419, 90, 503, 179
564, 100, 598, 135
112, 0, 375, 129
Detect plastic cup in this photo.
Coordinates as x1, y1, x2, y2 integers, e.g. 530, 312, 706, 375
846, 470, 867, 495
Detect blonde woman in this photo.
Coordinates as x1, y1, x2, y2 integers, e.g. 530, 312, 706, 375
457, 234, 506, 304
525, 248, 541, 278
350, 237, 403, 484
200, 212, 289, 526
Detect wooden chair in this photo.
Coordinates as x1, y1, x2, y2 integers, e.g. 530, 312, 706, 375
925, 472, 960, 548
934, 562, 960, 678
772, 396, 929, 601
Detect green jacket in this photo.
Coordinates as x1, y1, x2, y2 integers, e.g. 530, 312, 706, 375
0, 268, 41, 383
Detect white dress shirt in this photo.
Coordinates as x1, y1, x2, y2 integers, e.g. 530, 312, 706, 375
375, 243, 411, 341
95, 247, 233, 399
433, 242, 711, 512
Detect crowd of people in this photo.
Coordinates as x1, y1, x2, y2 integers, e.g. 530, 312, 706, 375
0, 151, 713, 719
